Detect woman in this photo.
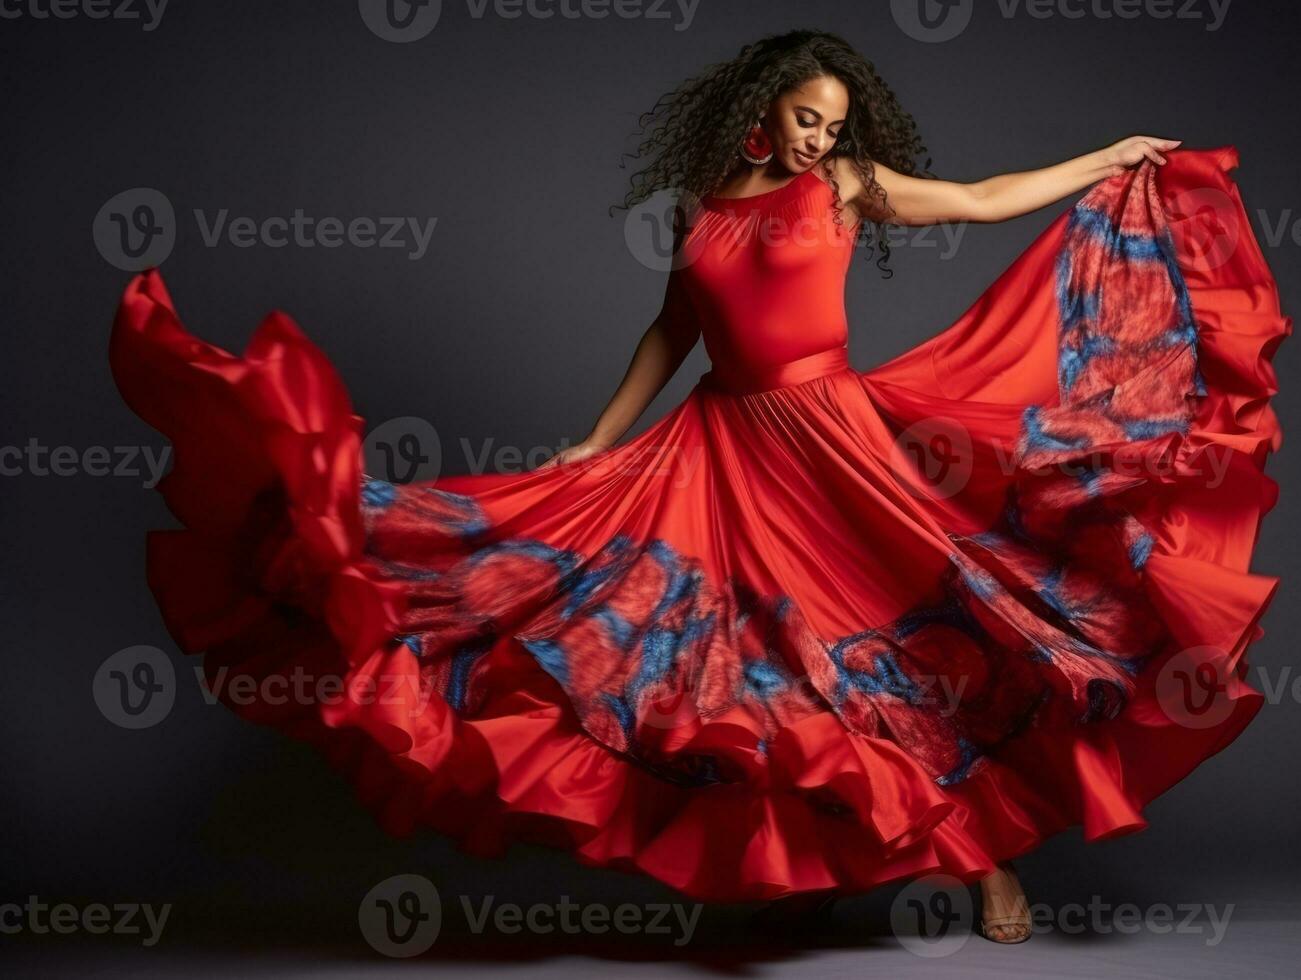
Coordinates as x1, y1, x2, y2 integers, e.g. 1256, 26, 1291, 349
109, 30, 1286, 946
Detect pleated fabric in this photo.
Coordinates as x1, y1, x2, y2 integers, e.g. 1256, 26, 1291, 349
108, 147, 1288, 901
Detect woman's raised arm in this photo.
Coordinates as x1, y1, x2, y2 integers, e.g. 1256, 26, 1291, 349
846, 135, 1182, 226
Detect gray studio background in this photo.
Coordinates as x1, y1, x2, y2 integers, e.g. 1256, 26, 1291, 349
3, 0, 1299, 965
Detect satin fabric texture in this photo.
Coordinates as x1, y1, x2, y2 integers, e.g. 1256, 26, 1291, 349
108, 147, 1288, 901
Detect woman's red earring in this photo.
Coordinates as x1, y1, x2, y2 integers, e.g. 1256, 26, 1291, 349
741, 122, 773, 165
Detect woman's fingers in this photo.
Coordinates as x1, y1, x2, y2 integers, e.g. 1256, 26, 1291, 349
1143, 136, 1181, 163
1124, 137, 1171, 166
531, 442, 609, 472
1119, 136, 1180, 168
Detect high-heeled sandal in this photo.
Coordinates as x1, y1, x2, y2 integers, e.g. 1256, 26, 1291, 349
976, 860, 1032, 944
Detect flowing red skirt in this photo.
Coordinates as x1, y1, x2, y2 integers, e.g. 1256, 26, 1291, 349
109, 148, 1288, 901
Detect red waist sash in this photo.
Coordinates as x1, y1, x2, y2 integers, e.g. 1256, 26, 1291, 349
699, 346, 851, 395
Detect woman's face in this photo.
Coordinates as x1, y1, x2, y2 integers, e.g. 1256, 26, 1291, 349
763, 75, 849, 172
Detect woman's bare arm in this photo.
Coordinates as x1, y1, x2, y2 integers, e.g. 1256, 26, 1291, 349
582, 308, 700, 449
842, 135, 1182, 226
534, 276, 700, 469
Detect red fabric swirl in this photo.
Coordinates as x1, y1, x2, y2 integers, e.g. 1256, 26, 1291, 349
108, 147, 1287, 901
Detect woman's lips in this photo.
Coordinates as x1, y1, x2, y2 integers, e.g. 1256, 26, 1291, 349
793, 149, 817, 166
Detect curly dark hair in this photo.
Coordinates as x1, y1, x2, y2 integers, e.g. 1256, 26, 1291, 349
613, 29, 933, 277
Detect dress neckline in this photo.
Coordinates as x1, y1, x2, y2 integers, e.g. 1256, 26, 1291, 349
700, 166, 826, 213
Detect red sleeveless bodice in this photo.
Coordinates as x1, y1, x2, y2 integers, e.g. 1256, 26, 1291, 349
671, 166, 860, 393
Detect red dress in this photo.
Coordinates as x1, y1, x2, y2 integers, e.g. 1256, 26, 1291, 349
109, 147, 1288, 901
